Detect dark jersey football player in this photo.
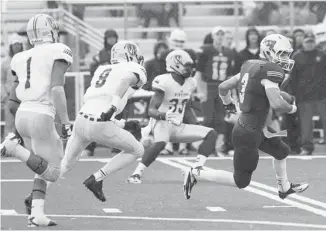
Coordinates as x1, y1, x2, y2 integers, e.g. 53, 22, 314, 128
183, 34, 309, 200
195, 27, 238, 155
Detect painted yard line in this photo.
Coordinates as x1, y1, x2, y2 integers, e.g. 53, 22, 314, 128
1, 213, 326, 229
263, 205, 295, 208
0, 179, 33, 182
175, 158, 326, 210
206, 206, 226, 212
161, 159, 326, 218
0, 209, 18, 215
102, 208, 122, 213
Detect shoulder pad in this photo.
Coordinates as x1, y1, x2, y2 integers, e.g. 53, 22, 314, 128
152, 74, 168, 92
263, 62, 285, 84
126, 62, 147, 88
51, 43, 73, 66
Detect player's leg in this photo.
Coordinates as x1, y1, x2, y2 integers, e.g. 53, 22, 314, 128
60, 115, 91, 177
259, 130, 309, 199
171, 124, 217, 168
83, 121, 144, 201
128, 120, 170, 183
214, 96, 227, 155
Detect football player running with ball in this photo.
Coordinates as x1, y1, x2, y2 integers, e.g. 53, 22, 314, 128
183, 34, 309, 200
60, 41, 146, 202
0, 14, 73, 226
128, 49, 217, 183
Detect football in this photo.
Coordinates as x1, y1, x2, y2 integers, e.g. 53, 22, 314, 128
280, 91, 295, 104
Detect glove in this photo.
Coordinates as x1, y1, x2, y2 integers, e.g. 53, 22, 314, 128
223, 103, 237, 114
100, 106, 116, 122
166, 111, 182, 126
61, 123, 73, 140
124, 120, 142, 141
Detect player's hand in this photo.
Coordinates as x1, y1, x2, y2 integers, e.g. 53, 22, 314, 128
195, 92, 207, 103
61, 123, 73, 140
100, 106, 117, 121
223, 103, 237, 114
166, 111, 182, 126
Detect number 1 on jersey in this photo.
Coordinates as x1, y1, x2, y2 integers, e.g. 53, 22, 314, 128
25, 57, 32, 89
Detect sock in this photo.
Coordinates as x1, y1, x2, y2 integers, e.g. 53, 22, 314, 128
94, 152, 138, 181
132, 162, 147, 177
165, 142, 173, 152
193, 168, 237, 187
31, 175, 47, 216
141, 141, 166, 167
273, 158, 291, 192
193, 154, 207, 168
5, 141, 31, 162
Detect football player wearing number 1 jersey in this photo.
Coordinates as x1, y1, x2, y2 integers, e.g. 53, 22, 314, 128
127, 50, 217, 184
0, 14, 73, 226
183, 34, 309, 200
60, 41, 146, 202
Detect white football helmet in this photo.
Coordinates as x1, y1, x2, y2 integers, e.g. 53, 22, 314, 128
260, 34, 295, 72
166, 49, 193, 78
26, 14, 59, 46
111, 40, 144, 65
313, 23, 326, 44
168, 29, 187, 49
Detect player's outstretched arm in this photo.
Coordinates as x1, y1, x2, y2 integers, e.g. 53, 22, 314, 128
262, 79, 296, 114
218, 73, 240, 104
148, 89, 166, 120
51, 60, 71, 124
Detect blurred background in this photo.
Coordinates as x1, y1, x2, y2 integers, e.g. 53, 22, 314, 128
1, 0, 326, 156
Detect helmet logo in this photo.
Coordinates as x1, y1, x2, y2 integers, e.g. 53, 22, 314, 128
125, 43, 137, 55
264, 39, 276, 51
174, 55, 182, 64
47, 17, 58, 30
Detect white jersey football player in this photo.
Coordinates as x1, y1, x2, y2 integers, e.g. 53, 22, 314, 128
60, 40, 147, 202
128, 49, 218, 184
0, 14, 73, 227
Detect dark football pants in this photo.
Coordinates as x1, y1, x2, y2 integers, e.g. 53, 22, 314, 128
232, 122, 290, 188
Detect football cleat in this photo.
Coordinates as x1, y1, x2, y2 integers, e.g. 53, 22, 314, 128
183, 168, 197, 200
24, 193, 32, 215
83, 175, 106, 202
1, 132, 21, 156
279, 183, 309, 199
27, 215, 57, 227
127, 174, 142, 184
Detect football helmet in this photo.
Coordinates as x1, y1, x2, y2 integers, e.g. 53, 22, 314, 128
26, 14, 59, 45
260, 34, 294, 72
313, 23, 326, 44
168, 29, 187, 49
166, 49, 193, 78
111, 40, 144, 65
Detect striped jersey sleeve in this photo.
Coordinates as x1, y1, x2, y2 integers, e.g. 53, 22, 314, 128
263, 62, 285, 84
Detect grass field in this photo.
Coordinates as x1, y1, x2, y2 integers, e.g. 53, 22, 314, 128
1, 146, 326, 230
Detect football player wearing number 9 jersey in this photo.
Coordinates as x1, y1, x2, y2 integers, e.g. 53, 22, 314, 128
183, 34, 309, 200
60, 41, 147, 202
1, 14, 73, 226
127, 50, 218, 184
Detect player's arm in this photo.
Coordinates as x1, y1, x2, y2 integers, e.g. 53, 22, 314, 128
218, 73, 240, 105
51, 60, 71, 124
7, 72, 21, 116
148, 89, 166, 120
261, 79, 296, 114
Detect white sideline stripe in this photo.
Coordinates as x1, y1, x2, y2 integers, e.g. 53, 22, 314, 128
1, 155, 326, 163
206, 206, 226, 212
161, 159, 326, 218
103, 208, 122, 213
263, 205, 295, 208
1, 213, 326, 229
0, 209, 18, 215
0, 179, 33, 182
176, 158, 326, 210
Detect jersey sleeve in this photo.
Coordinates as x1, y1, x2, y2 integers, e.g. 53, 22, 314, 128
127, 62, 147, 88
262, 62, 285, 84
51, 43, 73, 66
151, 75, 167, 92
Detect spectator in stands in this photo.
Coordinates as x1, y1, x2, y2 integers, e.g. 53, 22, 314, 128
292, 28, 305, 52
289, 33, 326, 155
238, 27, 261, 66
89, 29, 118, 76
1, 34, 24, 141
84, 29, 118, 157
143, 41, 169, 91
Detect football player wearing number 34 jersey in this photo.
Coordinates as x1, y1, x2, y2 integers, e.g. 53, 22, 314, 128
183, 34, 309, 200
128, 49, 218, 184
1, 14, 73, 226
60, 41, 147, 202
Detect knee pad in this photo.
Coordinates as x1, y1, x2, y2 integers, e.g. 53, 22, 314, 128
273, 143, 290, 160
234, 171, 252, 189
198, 130, 218, 157
40, 165, 60, 182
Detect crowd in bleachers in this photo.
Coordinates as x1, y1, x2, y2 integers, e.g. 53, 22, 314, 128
1, 2, 326, 158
